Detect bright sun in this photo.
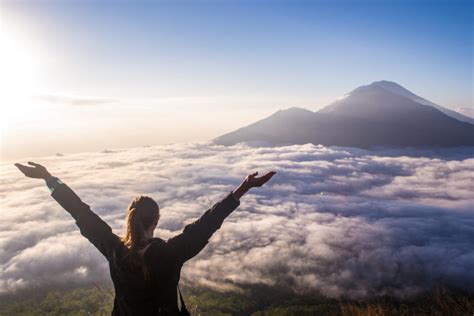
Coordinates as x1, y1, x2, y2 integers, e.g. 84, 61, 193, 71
0, 23, 43, 132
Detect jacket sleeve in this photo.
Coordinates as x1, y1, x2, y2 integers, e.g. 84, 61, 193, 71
51, 183, 122, 261
167, 192, 240, 263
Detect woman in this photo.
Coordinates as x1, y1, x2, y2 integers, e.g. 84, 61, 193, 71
15, 161, 276, 315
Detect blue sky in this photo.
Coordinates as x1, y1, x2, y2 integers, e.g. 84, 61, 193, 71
0, 0, 472, 159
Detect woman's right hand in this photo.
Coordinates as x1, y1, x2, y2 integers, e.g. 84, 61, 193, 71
244, 171, 277, 188
232, 171, 276, 200
14, 162, 52, 180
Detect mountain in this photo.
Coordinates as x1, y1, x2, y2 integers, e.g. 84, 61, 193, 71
371, 80, 474, 124
213, 81, 474, 148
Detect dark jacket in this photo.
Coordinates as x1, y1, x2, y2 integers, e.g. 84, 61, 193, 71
50, 183, 240, 315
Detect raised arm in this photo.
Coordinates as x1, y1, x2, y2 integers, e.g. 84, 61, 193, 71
15, 162, 121, 261
167, 171, 276, 263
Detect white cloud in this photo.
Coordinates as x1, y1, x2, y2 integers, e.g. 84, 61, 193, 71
1, 142, 473, 298
35, 94, 119, 107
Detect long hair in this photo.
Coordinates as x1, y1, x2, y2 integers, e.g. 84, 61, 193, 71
121, 195, 159, 279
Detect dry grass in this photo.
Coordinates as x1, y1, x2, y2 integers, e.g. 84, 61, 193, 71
339, 290, 474, 316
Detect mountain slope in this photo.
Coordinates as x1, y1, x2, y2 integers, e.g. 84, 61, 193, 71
372, 80, 474, 124
213, 82, 474, 148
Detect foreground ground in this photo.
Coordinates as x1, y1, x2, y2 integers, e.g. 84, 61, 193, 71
1, 285, 473, 316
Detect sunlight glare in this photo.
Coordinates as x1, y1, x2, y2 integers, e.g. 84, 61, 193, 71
0, 24, 43, 132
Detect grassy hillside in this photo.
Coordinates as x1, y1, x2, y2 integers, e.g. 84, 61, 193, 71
1, 285, 473, 315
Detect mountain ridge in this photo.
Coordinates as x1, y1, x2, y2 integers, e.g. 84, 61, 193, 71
213, 81, 474, 148
371, 80, 474, 124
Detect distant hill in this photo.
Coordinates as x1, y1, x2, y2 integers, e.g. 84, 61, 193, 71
213, 81, 474, 148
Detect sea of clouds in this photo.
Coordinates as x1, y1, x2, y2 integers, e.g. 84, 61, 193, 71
1, 142, 473, 298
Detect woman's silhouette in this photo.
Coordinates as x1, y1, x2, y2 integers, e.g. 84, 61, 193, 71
15, 161, 276, 315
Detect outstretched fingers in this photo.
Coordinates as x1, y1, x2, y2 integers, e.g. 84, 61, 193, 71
14, 161, 50, 179
262, 171, 276, 182
28, 161, 42, 167
14, 163, 27, 172
254, 171, 276, 186
14, 163, 34, 177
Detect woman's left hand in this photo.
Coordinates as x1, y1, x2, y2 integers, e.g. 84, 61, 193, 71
15, 162, 52, 180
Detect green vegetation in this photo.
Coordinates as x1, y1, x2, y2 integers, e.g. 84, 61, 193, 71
0, 286, 113, 316
0, 285, 473, 316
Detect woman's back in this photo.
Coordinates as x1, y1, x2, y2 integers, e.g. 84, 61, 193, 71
110, 238, 184, 315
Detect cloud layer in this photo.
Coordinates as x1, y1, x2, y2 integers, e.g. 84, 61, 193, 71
1, 142, 473, 298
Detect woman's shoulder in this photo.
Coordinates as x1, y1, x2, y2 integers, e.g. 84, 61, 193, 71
146, 237, 181, 259
145, 237, 168, 254
144, 237, 180, 264
151, 237, 165, 242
